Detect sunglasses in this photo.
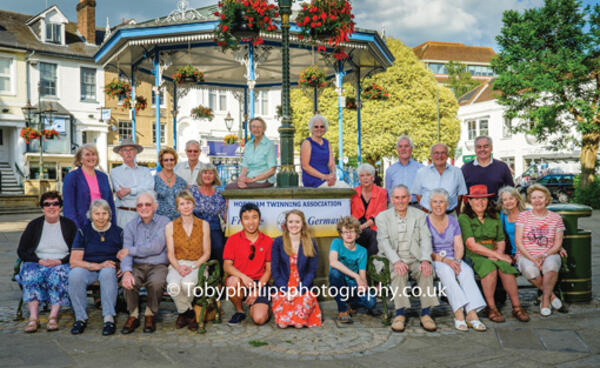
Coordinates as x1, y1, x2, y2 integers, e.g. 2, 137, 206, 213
42, 201, 60, 207
249, 244, 256, 260
162, 158, 175, 162
136, 202, 153, 208
313, 125, 325, 129
186, 150, 199, 153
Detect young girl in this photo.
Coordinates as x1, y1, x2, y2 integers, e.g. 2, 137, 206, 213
271, 210, 322, 328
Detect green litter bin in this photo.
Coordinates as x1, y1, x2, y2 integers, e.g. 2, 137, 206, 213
548, 204, 592, 303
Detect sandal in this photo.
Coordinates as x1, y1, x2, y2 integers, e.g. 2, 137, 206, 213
47, 317, 59, 332
337, 311, 353, 324
512, 306, 530, 322
25, 319, 39, 333
467, 319, 487, 332
487, 307, 505, 323
454, 319, 468, 331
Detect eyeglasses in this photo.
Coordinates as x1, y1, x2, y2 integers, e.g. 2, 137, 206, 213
186, 150, 199, 153
136, 202, 153, 208
162, 158, 175, 162
313, 125, 325, 129
249, 244, 256, 260
341, 230, 356, 236
42, 201, 60, 207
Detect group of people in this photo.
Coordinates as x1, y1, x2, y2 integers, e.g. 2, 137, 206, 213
16, 117, 567, 335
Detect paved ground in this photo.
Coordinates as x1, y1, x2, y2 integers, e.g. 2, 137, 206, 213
1, 212, 599, 367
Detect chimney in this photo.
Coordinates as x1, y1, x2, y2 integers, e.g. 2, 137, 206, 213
77, 0, 96, 44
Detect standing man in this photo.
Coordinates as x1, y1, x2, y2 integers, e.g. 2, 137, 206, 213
385, 136, 423, 204
461, 136, 514, 201
110, 139, 154, 228
117, 192, 170, 334
376, 185, 439, 333
175, 140, 202, 187
412, 143, 467, 216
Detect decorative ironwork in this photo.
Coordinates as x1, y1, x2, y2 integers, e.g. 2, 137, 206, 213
156, 0, 208, 24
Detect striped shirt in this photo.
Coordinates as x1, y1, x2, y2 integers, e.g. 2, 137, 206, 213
515, 210, 565, 256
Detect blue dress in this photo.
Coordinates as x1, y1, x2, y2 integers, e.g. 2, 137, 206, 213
154, 174, 188, 221
190, 185, 227, 266
302, 137, 330, 188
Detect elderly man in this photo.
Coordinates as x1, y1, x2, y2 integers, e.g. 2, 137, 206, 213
376, 185, 439, 332
175, 140, 202, 186
110, 139, 154, 228
117, 192, 170, 334
385, 136, 423, 204
461, 136, 514, 201
412, 143, 467, 216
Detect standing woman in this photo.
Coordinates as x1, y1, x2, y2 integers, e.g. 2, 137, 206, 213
271, 210, 322, 328
63, 144, 116, 228
190, 163, 227, 266
17, 191, 77, 332
497, 186, 527, 257
165, 190, 211, 331
154, 147, 187, 221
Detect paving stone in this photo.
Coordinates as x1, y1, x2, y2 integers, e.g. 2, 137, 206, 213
536, 328, 591, 353
496, 327, 545, 350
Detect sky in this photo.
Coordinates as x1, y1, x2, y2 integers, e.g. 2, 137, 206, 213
1, 0, 597, 50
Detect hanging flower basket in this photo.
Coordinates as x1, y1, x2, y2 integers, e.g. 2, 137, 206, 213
362, 83, 390, 100
122, 96, 148, 112
345, 96, 357, 110
41, 129, 60, 140
172, 65, 205, 85
104, 80, 132, 99
295, 0, 355, 47
214, 0, 279, 50
20, 127, 41, 144
191, 105, 215, 121
224, 134, 239, 145
298, 65, 327, 88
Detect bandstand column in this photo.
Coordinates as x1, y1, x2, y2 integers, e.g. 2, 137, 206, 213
173, 83, 178, 151
356, 66, 362, 164
131, 66, 137, 144
336, 60, 345, 169
248, 44, 256, 120
153, 52, 162, 168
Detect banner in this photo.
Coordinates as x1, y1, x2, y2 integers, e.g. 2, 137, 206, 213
226, 198, 351, 238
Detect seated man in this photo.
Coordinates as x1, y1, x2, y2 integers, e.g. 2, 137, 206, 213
117, 192, 170, 334
223, 203, 273, 325
376, 185, 439, 332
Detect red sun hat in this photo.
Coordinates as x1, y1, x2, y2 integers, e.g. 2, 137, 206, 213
464, 184, 495, 199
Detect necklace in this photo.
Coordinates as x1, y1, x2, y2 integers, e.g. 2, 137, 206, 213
91, 223, 111, 242
163, 171, 175, 185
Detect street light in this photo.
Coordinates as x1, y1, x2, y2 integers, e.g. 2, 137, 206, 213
224, 111, 234, 131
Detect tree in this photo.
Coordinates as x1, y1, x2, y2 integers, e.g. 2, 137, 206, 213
446, 61, 481, 98
290, 37, 460, 165
492, 0, 600, 187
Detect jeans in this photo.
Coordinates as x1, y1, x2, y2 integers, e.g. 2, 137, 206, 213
68, 267, 118, 321
328, 268, 376, 312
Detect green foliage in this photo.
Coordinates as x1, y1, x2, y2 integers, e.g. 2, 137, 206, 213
573, 174, 600, 208
248, 340, 268, 347
290, 37, 460, 164
446, 61, 480, 98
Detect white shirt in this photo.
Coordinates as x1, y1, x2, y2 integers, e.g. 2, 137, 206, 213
35, 220, 69, 260
473, 158, 494, 167
110, 163, 154, 208
175, 161, 201, 186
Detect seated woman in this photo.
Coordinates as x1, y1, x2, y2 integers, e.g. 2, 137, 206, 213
68, 199, 123, 336
17, 191, 77, 333
515, 184, 565, 316
165, 190, 210, 331
351, 163, 387, 256
301, 114, 349, 188
328, 216, 377, 324
427, 189, 486, 331
155, 147, 188, 221
191, 163, 226, 266
271, 210, 322, 328
226, 117, 276, 189
497, 186, 527, 257
458, 185, 529, 323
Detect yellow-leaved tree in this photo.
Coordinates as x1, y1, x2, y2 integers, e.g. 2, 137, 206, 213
291, 37, 460, 165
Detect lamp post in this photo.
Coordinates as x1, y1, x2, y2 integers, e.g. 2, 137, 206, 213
224, 111, 234, 131
21, 83, 55, 179
276, 0, 298, 187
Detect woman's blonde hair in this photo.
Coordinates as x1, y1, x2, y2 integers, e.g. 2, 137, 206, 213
73, 144, 99, 167
282, 210, 315, 258
497, 186, 526, 213
249, 117, 267, 130
158, 147, 178, 165
527, 184, 552, 205
196, 163, 222, 187
336, 216, 361, 235
175, 189, 196, 208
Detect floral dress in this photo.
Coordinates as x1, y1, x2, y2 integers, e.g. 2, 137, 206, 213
154, 174, 188, 221
272, 254, 322, 327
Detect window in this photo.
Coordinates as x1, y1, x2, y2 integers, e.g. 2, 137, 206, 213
40, 62, 57, 97
152, 123, 166, 144
152, 88, 165, 107
118, 121, 132, 140
467, 65, 494, 77
255, 90, 269, 115
208, 89, 227, 111
503, 118, 512, 138
45, 23, 61, 44
467, 120, 477, 140
479, 119, 489, 136
427, 63, 448, 74
0, 56, 13, 93
80, 67, 96, 101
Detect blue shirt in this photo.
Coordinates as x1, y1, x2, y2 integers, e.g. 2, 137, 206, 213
190, 185, 226, 230
154, 175, 188, 221
412, 163, 467, 211
329, 238, 367, 277
72, 223, 123, 263
500, 212, 517, 255
110, 163, 154, 208
385, 159, 423, 202
121, 214, 170, 273
241, 136, 277, 184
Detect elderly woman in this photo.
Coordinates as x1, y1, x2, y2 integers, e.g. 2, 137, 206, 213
350, 163, 387, 256
63, 144, 116, 228
515, 184, 565, 316
155, 147, 188, 221
226, 117, 276, 189
427, 189, 486, 331
458, 185, 529, 323
165, 190, 210, 331
301, 114, 349, 188
191, 163, 226, 266
497, 186, 527, 256
68, 199, 123, 336
17, 191, 77, 332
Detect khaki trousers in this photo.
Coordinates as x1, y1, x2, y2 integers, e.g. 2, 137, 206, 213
123, 263, 168, 317
390, 260, 440, 310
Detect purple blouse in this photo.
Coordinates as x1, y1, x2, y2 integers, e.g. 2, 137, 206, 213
426, 215, 461, 259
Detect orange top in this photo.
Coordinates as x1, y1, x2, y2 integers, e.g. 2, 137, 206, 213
172, 216, 204, 260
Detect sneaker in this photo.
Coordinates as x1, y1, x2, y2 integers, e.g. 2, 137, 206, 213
551, 296, 563, 310
228, 312, 246, 324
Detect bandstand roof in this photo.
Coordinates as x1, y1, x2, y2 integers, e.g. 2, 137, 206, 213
94, 5, 394, 89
